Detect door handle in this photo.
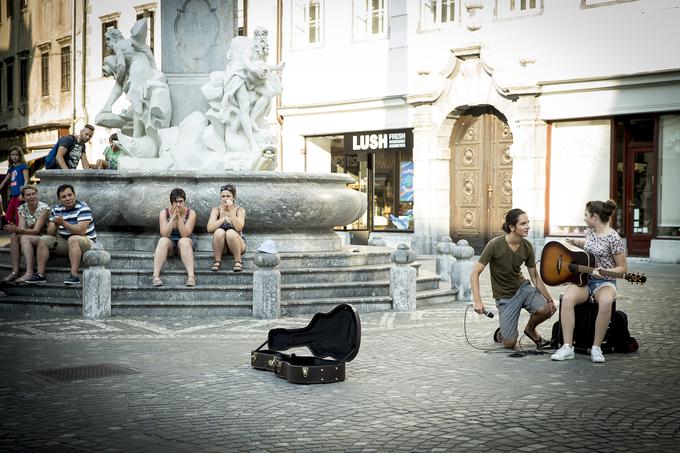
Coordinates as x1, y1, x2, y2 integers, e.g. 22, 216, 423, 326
487, 185, 493, 200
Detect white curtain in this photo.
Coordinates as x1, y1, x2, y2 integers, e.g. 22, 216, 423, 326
550, 120, 611, 233
659, 115, 680, 227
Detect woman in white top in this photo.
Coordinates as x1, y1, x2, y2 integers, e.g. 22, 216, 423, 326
2, 185, 50, 283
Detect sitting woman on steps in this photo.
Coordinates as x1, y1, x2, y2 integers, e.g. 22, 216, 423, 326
2, 185, 50, 283
207, 184, 246, 272
152, 188, 197, 287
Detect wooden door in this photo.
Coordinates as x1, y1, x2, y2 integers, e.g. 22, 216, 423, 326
623, 118, 657, 256
450, 108, 513, 252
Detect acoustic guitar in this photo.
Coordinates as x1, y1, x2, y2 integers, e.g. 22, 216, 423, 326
540, 241, 646, 287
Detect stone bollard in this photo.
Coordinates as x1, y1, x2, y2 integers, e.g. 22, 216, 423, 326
252, 240, 281, 319
451, 239, 475, 301
368, 234, 387, 247
82, 247, 112, 319
435, 236, 453, 282
390, 243, 417, 312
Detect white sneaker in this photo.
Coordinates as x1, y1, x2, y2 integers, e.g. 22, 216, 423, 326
551, 345, 574, 361
591, 346, 605, 363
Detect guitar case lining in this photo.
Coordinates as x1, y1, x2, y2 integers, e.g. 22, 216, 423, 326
250, 304, 361, 384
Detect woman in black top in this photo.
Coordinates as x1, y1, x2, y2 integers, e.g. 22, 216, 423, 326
207, 184, 246, 272
152, 188, 197, 286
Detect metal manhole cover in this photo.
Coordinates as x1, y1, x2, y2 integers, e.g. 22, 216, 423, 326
29, 363, 141, 382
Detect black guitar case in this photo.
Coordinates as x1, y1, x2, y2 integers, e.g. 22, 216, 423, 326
251, 304, 361, 384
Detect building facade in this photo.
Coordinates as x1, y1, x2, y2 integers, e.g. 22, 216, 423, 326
4, 0, 679, 262
267, 0, 680, 261
0, 0, 82, 177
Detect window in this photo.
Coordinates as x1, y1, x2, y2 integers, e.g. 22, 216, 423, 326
292, 0, 323, 48
5, 60, 13, 111
658, 115, 680, 237
326, 129, 415, 232
101, 19, 118, 65
7, 0, 13, 18
41, 50, 49, 96
18, 52, 28, 102
237, 0, 247, 36
354, 0, 387, 39
421, 0, 457, 30
581, 0, 638, 7
61, 45, 70, 92
135, 8, 155, 54
496, 0, 542, 19
548, 120, 612, 235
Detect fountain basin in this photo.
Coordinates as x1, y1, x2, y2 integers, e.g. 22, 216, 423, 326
35, 170, 366, 252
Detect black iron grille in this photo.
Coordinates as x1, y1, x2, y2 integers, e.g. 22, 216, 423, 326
29, 363, 141, 382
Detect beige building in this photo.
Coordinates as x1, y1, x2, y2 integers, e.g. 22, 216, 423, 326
0, 0, 88, 176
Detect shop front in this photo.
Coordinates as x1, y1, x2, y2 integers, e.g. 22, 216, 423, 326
305, 128, 413, 245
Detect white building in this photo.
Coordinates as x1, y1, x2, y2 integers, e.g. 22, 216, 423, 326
6, 0, 680, 262
263, 0, 680, 261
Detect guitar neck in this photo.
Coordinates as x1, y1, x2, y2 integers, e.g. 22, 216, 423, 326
573, 264, 625, 280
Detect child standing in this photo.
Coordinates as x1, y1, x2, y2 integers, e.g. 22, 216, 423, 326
0, 146, 29, 225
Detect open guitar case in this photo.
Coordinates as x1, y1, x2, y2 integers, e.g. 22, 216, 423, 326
250, 304, 361, 384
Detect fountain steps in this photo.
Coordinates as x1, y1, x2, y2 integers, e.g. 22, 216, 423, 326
0, 248, 455, 316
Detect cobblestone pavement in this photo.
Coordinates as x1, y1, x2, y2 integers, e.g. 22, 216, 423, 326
1, 260, 679, 452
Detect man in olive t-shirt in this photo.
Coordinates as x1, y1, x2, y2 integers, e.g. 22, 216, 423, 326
471, 209, 555, 349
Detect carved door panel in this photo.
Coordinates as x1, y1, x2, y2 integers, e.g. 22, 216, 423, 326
450, 109, 513, 252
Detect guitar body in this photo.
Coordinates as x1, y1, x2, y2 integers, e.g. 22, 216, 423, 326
540, 241, 595, 287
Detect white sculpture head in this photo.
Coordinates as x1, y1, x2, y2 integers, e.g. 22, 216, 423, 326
104, 28, 124, 50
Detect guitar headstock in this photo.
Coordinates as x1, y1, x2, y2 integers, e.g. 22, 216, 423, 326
625, 273, 646, 285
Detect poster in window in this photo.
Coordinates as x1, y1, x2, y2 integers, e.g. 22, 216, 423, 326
400, 161, 413, 202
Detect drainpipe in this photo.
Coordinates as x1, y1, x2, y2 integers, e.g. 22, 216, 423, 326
81, 0, 89, 124
276, 0, 283, 171
71, 0, 76, 131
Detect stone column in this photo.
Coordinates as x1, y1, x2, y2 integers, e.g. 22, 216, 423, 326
390, 243, 417, 312
253, 252, 282, 319
435, 236, 453, 281
82, 248, 112, 319
451, 239, 475, 302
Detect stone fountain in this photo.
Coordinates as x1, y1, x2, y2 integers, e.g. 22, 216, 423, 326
0, 4, 453, 315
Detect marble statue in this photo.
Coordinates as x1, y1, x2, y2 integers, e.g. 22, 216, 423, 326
202, 26, 284, 170
95, 18, 171, 140
98, 25, 283, 171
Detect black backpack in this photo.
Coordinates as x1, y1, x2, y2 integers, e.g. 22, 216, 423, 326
44, 134, 76, 169
550, 299, 639, 354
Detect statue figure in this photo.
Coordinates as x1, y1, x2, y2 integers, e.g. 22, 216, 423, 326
97, 25, 283, 172
95, 18, 171, 139
202, 26, 284, 170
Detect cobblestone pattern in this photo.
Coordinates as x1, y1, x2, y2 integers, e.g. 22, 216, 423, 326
0, 262, 678, 451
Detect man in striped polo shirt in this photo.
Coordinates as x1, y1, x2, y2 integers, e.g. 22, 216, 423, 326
27, 184, 97, 286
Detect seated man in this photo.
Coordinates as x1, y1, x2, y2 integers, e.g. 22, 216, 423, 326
26, 184, 97, 286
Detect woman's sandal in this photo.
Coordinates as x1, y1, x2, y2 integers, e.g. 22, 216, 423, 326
14, 273, 33, 284
2, 272, 19, 283
186, 276, 196, 287
524, 329, 551, 348
152, 276, 164, 287
211, 260, 222, 272
233, 261, 243, 273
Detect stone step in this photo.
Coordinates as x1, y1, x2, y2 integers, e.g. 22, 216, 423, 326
0, 248, 395, 270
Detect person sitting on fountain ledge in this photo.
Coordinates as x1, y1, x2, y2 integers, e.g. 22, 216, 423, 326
26, 184, 97, 286
46, 125, 97, 170
152, 188, 197, 287
206, 184, 246, 273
